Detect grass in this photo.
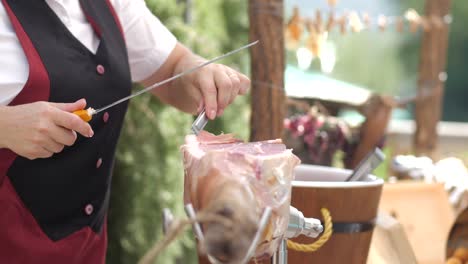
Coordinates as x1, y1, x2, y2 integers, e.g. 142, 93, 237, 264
373, 147, 392, 181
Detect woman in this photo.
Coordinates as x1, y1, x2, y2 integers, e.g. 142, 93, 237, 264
0, 0, 250, 263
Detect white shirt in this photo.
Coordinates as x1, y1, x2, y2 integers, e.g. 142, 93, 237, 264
0, 0, 177, 105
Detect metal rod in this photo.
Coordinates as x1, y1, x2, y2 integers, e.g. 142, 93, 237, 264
272, 239, 288, 264
184, 204, 205, 242
240, 207, 273, 264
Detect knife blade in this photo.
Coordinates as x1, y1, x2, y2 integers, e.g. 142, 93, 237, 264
191, 109, 208, 135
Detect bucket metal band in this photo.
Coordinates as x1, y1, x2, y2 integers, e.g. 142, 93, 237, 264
330, 219, 376, 233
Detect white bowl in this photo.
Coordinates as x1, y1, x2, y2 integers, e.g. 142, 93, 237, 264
293, 164, 384, 189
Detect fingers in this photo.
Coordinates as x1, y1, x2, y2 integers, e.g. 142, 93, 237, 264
192, 87, 204, 114
51, 108, 94, 138
30, 110, 81, 159
198, 72, 218, 120
190, 62, 251, 119
199, 66, 251, 119
51, 98, 87, 112
26, 135, 58, 159
214, 68, 233, 117
49, 125, 78, 146
42, 137, 64, 154
6, 101, 91, 160
214, 66, 250, 117
49, 98, 93, 137
237, 73, 251, 95
27, 146, 54, 160
225, 68, 241, 106
32, 112, 78, 158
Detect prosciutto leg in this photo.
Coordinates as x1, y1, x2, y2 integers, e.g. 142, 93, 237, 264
181, 131, 300, 263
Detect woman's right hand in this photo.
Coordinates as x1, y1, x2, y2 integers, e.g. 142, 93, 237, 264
0, 99, 94, 160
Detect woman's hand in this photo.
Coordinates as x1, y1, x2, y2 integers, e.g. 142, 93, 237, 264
172, 53, 251, 119
144, 43, 251, 119
0, 99, 94, 160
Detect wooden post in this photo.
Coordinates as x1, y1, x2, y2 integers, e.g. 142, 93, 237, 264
414, 0, 452, 157
249, 0, 285, 142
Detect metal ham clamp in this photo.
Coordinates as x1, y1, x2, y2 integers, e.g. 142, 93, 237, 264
272, 206, 324, 264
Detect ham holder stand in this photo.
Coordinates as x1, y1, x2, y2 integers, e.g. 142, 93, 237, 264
162, 205, 323, 264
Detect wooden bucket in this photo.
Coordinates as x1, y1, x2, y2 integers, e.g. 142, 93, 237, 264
288, 164, 384, 264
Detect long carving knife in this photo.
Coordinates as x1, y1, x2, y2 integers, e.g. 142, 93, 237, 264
73, 40, 259, 122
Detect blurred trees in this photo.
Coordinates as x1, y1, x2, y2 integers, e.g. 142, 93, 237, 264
397, 0, 468, 122
107, 1, 250, 263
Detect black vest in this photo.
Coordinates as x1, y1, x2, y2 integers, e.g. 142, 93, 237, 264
4, 0, 131, 241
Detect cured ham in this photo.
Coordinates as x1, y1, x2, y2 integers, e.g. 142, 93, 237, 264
181, 131, 300, 263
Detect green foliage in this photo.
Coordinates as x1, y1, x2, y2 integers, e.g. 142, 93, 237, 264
107, 95, 194, 264
372, 147, 392, 181
107, 1, 251, 264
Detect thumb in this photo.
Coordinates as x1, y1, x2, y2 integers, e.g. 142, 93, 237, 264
50, 99, 87, 112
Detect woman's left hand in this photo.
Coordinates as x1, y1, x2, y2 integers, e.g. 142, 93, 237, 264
145, 43, 251, 119
172, 54, 251, 119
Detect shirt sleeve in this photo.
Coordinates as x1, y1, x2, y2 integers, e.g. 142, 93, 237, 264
110, 0, 177, 83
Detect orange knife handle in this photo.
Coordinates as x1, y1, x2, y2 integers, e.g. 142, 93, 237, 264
73, 109, 93, 122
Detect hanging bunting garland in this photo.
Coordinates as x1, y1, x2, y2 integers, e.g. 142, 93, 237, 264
285, 6, 304, 50
338, 14, 347, 35
326, 11, 335, 32
377, 15, 387, 32
284, 2, 453, 51
362, 12, 371, 29
327, 0, 338, 8
306, 19, 327, 58
283, 0, 452, 73
349, 11, 363, 33
405, 8, 421, 33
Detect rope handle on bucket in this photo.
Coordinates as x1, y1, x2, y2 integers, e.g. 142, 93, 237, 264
287, 208, 333, 252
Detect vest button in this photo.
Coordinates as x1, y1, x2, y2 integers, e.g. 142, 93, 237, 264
103, 112, 109, 123
96, 64, 105, 75
84, 204, 94, 215
96, 158, 103, 169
